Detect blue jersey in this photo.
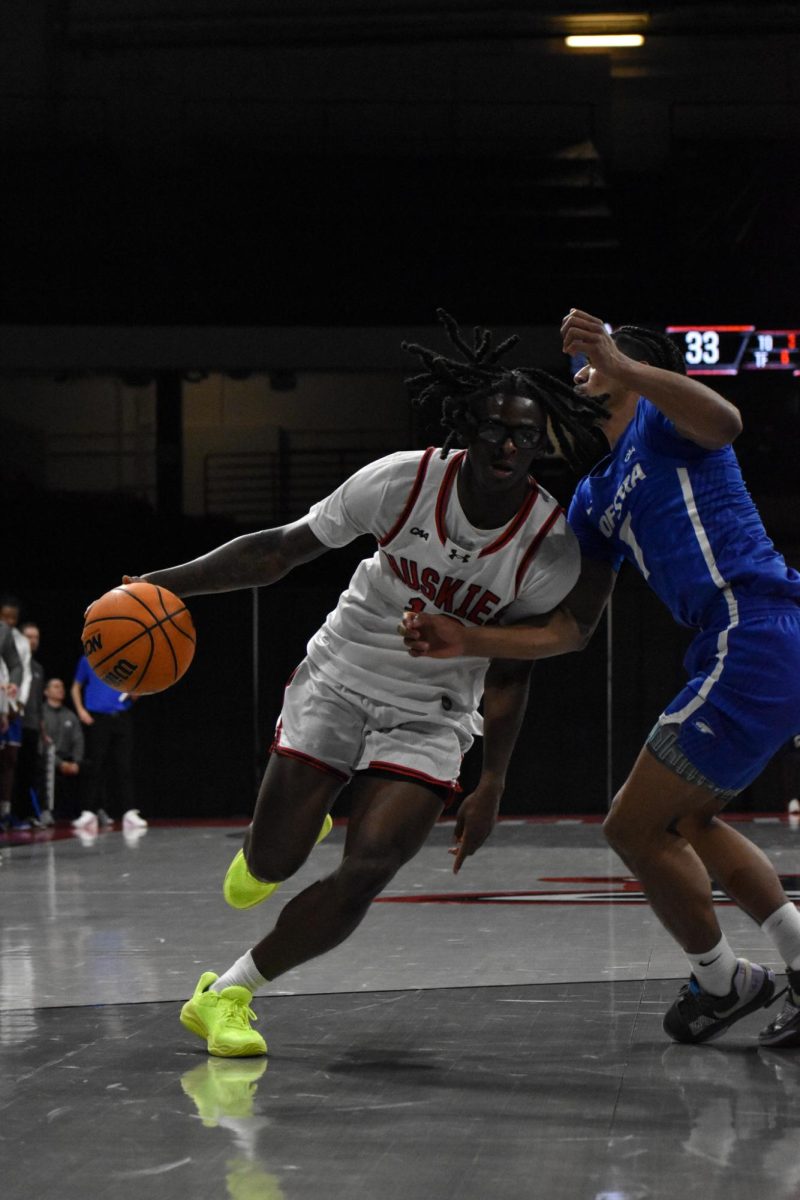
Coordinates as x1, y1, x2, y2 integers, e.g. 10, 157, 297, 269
567, 398, 800, 630
74, 655, 133, 714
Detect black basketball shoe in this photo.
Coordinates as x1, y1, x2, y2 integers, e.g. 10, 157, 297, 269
758, 968, 800, 1048
663, 959, 775, 1044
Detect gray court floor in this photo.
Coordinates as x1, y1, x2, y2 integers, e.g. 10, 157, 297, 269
2, 818, 799, 1200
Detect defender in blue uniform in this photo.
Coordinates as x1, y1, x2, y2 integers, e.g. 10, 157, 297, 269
403, 308, 800, 1048
568, 365, 800, 797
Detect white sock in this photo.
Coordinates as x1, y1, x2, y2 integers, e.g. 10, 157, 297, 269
762, 902, 800, 972
210, 950, 269, 996
686, 935, 738, 997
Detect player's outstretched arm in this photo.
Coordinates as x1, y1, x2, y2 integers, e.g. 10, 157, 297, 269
138, 517, 330, 597
450, 657, 533, 874
402, 606, 581, 660
561, 308, 742, 449
402, 559, 615, 661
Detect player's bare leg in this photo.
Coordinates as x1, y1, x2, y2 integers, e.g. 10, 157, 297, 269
248, 777, 444, 980
244, 754, 345, 882
222, 754, 342, 911
183, 757, 350, 1055
604, 747, 779, 1042
674, 809, 789, 924
604, 747, 787, 948
184, 774, 443, 1056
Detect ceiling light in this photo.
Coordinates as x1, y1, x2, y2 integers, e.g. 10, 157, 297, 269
562, 12, 648, 34
566, 33, 645, 47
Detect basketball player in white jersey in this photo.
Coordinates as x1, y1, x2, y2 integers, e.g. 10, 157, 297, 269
134, 310, 605, 1056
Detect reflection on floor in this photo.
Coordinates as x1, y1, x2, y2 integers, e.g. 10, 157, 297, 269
1, 818, 799, 1200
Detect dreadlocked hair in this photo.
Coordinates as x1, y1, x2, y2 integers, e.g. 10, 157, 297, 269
403, 308, 607, 471
612, 325, 687, 375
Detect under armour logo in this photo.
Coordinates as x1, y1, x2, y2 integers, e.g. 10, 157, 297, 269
410, 526, 429, 540
449, 549, 471, 562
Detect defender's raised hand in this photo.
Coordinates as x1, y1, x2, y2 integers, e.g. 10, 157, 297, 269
560, 309, 625, 377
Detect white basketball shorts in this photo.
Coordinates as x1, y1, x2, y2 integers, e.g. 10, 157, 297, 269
270, 657, 473, 794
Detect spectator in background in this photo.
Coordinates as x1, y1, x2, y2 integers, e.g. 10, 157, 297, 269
0, 619, 23, 735
16, 621, 45, 824
70, 654, 147, 834
783, 733, 800, 831
0, 595, 32, 832
38, 678, 84, 827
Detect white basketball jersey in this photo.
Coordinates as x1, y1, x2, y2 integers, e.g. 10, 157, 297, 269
305, 448, 579, 728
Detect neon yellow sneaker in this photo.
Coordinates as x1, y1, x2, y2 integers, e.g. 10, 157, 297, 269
180, 971, 267, 1057
180, 1059, 267, 1126
223, 813, 334, 910
226, 1158, 286, 1200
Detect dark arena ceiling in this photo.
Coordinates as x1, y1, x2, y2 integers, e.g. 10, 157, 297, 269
3, 2, 799, 326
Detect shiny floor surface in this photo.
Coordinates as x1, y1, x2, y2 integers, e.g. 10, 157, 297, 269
2, 818, 800, 1200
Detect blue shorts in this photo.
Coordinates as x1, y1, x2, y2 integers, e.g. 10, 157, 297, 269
657, 603, 800, 794
0, 716, 23, 748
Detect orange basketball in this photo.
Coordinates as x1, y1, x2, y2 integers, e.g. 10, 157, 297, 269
81, 581, 196, 695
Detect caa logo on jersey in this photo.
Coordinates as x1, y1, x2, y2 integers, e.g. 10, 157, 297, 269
599, 462, 647, 537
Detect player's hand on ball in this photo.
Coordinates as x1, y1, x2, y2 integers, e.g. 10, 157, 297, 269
84, 578, 138, 617
400, 611, 469, 659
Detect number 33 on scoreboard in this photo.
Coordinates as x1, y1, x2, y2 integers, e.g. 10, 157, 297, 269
684, 329, 720, 366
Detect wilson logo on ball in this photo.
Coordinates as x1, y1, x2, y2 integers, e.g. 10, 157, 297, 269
102, 658, 138, 686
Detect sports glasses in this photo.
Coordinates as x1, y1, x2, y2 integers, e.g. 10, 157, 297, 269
476, 420, 548, 450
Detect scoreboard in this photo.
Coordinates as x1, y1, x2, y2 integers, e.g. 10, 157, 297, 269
666, 326, 800, 376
